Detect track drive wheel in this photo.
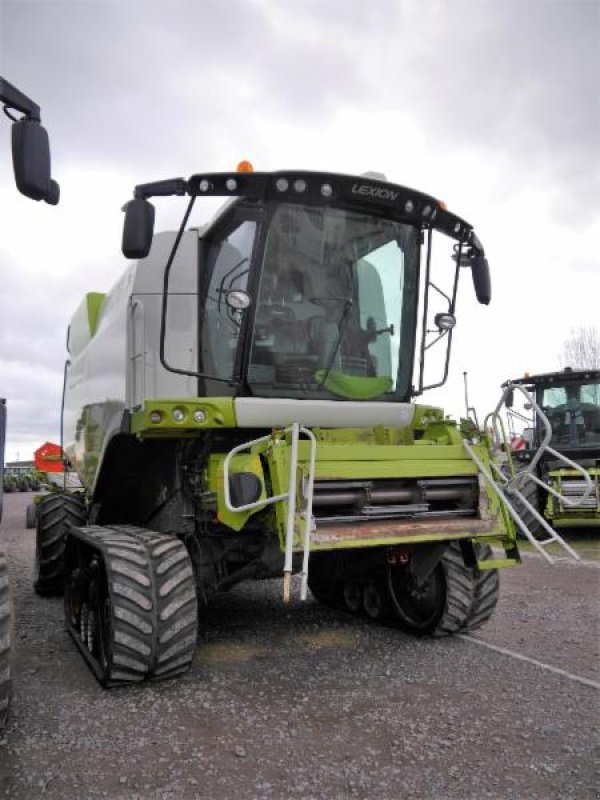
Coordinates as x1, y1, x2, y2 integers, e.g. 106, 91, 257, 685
64, 526, 198, 686
0, 551, 13, 729
34, 492, 86, 596
386, 541, 498, 636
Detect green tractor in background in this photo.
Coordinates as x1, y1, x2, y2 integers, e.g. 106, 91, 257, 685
1, 75, 59, 728
502, 368, 599, 532
32, 164, 582, 688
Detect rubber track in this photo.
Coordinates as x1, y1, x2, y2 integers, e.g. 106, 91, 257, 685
433, 542, 477, 636
461, 544, 500, 632
35, 492, 87, 596
0, 551, 13, 729
68, 525, 197, 685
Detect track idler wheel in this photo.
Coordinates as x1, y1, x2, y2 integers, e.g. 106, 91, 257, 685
386, 541, 499, 636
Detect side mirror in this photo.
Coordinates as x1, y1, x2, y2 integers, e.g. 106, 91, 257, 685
122, 197, 155, 259
471, 255, 491, 305
11, 118, 56, 202
504, 387, 514, 408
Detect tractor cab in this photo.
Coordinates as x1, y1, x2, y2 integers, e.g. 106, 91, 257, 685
508, 369, 600, 457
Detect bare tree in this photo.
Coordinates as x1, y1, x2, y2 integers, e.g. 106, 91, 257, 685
560, 325, 600, 369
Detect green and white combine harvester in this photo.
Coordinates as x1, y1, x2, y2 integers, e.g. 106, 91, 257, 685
34, 165, 584, 686
1, 75, 60, 727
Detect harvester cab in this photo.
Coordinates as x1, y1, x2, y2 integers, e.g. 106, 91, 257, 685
50, 166, 531, 686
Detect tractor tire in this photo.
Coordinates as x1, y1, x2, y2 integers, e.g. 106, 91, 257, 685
34, 492, 86, 596
386, 541, 498, 636
506, 473, 543, 538
25, 502, 37, 530
0, 551, 13, 729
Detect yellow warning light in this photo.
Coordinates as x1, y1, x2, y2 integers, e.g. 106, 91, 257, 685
438, 200, 447, 210
237, 160, 254, 173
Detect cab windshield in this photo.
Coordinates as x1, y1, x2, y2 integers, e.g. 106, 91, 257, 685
247, 203, 419, 401
540, 380, 600, 448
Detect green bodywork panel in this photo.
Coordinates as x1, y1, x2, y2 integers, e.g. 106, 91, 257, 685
259, 424, 511, 552
207, 452, 266, 531
123, 397, 514, 553
131, 398, 236, 436
545, 466, 600, 526
86, 292, 106, 336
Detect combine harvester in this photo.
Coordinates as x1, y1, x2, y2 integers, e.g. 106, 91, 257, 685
35, 164, 583, 687
0, 75, 59, 727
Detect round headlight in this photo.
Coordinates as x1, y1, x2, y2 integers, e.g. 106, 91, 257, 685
225, 178, 237, 191
275, 178, 289, 192
293, 179, 307, 193
404, 200, 414, 213
198, 179, 211, 192
193, 409, 206, 424
149, 410, 163, 424
422, 205, 432, 217
320, 183, 333, 198
172, 407, 186, 423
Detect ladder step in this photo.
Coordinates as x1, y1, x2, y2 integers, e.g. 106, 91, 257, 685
478, 558, 520, 571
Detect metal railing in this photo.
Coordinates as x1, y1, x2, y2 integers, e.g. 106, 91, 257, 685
464, 383, 594, 563
223, 423, 317, 602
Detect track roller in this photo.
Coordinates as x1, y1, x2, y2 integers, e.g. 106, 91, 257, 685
362, 578, 388, 621
64, 525, 197, 686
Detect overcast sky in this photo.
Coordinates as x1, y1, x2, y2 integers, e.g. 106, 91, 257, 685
1, 0, 599, 462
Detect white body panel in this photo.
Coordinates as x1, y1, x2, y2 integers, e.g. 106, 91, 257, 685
234, 398, 415, 428
63, 231, 200, 489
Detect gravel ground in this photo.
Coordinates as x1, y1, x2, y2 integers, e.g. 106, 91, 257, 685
0, 491, 598, 800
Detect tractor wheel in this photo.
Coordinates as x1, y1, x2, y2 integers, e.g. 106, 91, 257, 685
0, 552, 13, 729
386, 541, 494, 636
25, 502, 37, 529
506, 474, 543, 538
34, 492, 86, 596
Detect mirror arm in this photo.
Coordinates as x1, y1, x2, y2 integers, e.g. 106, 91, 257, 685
134, 178, 188, 200
0, 77, 41, 120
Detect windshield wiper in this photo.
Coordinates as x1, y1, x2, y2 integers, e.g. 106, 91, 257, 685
317, 298, 353, 392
